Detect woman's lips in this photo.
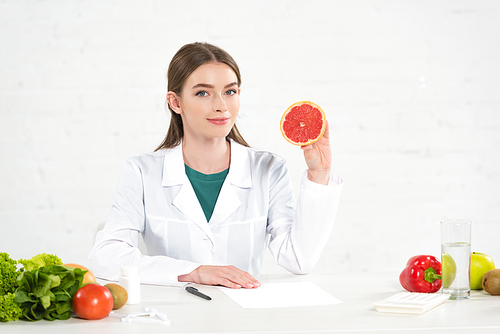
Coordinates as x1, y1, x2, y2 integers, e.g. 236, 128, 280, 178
207, 117, 230, 125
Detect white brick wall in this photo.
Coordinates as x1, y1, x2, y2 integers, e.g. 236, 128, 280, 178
1, 1, 499, 278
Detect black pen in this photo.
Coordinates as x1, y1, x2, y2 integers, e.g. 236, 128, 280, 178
185, 286, 212, 301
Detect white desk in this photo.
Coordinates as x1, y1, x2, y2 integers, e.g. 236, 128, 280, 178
2, 272, 500, 333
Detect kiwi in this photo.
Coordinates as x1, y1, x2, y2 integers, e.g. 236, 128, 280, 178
482, 269, 500, 295
104, 283, 128, 309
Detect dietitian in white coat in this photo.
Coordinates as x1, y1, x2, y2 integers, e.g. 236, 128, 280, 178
89, 139, 343, 286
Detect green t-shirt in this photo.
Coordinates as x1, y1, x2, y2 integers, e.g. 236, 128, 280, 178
185, 164, 229, 223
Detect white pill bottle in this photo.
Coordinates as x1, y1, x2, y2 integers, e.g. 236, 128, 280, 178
119, 266, 141, 305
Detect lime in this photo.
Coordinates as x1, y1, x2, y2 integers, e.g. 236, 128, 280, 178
441, 253, 457, 288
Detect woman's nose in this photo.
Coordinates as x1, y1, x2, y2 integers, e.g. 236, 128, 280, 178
213, 94, 227, 112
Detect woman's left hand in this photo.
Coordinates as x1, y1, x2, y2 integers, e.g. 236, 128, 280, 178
301, 120, 331, 185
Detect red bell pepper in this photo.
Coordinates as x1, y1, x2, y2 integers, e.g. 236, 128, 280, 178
399, 255, 442, 293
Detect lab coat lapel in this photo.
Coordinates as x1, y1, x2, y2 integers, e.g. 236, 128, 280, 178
161, 144, 212, 236
209, 140, 252, 225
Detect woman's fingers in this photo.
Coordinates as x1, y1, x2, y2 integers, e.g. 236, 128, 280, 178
301, 120, 332, 184
206, 265, 261, 289
180, 265, 261, 289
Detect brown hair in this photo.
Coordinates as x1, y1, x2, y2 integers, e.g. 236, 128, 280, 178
155, 42, 249, 151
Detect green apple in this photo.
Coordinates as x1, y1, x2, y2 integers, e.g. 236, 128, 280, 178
441, 253, 456, 288
470, 252, 495, 290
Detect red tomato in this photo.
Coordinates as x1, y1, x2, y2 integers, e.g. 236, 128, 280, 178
73, 283, 113, 320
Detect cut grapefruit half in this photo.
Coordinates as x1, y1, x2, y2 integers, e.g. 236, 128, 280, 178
280, 101, 326, 146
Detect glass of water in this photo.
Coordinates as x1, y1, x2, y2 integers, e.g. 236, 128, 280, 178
441, 219, 471, 299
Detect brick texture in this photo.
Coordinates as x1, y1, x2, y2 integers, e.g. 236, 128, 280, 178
1, 0, 499, 275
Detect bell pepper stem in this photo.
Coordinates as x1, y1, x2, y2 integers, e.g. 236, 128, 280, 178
424, 267, 441, 283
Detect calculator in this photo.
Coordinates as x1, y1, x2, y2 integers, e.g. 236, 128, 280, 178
374, 292, 451, 314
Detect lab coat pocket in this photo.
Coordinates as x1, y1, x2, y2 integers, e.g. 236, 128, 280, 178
143, 215, 169, 256
216, 216, 268, 274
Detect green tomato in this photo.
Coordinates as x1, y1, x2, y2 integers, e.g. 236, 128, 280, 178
442, 253, 457, 288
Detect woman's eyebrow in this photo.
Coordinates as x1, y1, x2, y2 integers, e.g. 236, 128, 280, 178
191, 83, 213, 89
224, 82, 238, 89
191, 82, 238, 90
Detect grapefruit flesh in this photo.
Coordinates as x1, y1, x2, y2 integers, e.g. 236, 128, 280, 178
280, 101, 326, 146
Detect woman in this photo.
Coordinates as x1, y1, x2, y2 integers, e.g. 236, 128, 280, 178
89, 42, 343, 289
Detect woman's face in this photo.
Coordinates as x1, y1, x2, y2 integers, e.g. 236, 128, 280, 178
172, 62, 240, 142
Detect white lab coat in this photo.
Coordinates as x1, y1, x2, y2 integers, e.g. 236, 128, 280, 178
89, 140, 343, 286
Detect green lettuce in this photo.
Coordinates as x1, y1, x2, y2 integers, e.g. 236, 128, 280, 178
0, 293, 22, 322
15, 265, 86, 321
0, 252, 19, 296
18, 253, 63, 272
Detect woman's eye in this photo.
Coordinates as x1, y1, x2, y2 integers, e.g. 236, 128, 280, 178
196, 91, 208, 97
225, 89, 237, 96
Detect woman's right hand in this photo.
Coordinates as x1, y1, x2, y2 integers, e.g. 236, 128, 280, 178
178, 265, 261, 289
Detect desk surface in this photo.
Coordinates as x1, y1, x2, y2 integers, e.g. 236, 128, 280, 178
2, 272, 500, 333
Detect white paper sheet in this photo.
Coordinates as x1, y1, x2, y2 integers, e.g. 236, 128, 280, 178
218, 282, 343, 309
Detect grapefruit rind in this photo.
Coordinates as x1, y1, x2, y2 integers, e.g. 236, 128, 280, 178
280, 101, 326, 146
